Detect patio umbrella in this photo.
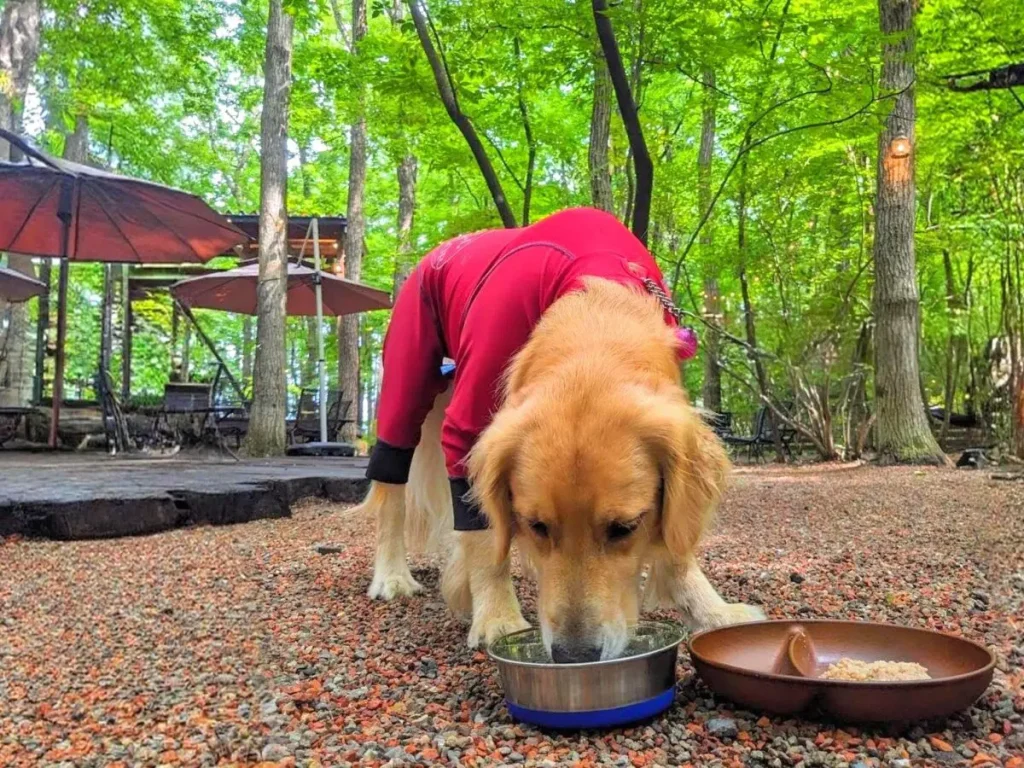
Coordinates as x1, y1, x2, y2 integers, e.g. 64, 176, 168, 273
171, 219, 393, 443
0, 128, 247, 447
171, 261, 392, 316
0, 265, 46, 302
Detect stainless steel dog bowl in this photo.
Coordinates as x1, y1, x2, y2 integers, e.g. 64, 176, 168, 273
488, 620, 685, 729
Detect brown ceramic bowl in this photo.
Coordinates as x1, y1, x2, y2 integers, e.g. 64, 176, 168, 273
689, 620, 995, 722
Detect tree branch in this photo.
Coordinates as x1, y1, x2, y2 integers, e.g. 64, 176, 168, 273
407, 0, 517, 227
328, 0, 352, 50
946, 62, 1024, 92
669, 70, 888, 298
592, 0, 652, 244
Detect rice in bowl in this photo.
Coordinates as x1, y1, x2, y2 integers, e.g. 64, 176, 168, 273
820, 658, 931, 682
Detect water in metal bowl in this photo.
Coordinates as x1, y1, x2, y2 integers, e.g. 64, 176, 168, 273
490, 621, 683, 664
489, 620, 685, 729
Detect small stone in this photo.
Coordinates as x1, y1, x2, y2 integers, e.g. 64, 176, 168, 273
261, 743, 291, 761
790, 572, 805, 584
508, 752, 525, 763
259, 698, 279, 718
707, 717, 739, 739
314, 542, 344, 555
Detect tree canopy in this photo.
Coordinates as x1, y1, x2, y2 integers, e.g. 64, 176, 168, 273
1, 0, 1022, 456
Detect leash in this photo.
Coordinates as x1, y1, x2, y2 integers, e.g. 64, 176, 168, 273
642, 278, 699, 361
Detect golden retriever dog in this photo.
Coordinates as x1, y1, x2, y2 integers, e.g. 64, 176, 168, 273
352, 208, 763, 662
354, 281, 763, 661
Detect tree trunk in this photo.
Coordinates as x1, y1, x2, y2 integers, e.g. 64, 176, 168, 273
513, 37, 535, 225
394, 153, 417, 298
940, 248, 969, 443
588, 43, 614, 213
245, 0, 294, 457
872, 0, 946, 465
339, 0, 368, 443
592, 0, 652, 244
391, 2, 417, 302
406, 0, 517, 228
0, 0, 41, 407
736, 158, 787, 460
697, 68, 721, 413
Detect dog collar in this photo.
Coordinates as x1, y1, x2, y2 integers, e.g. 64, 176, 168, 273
641, 277, 698, 361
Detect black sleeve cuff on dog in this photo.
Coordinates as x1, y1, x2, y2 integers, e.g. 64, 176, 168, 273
450, 477, 489, 531
366, 440, 415, 484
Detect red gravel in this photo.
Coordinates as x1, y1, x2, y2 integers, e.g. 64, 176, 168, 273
1, 464, 1022, 767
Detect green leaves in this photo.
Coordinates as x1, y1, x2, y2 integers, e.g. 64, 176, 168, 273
16, 0, 1023, 441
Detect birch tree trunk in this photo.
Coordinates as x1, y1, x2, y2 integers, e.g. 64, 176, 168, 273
245, 0, 294, 457
872, 0, 946, 464
339, 0, 367, 443
0, 0, 41, 407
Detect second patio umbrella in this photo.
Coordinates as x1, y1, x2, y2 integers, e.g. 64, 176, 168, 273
171, 221, 392, 443
0, 265, 46, 302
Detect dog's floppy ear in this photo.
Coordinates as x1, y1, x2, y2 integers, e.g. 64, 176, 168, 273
639, 390, 729, 561
467, 404, 531, 562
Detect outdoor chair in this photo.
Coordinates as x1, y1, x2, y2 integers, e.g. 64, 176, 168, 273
153, 382, 215, 445
701, 411, 733, 439
287, 388, 352, 444
724, 406, 797, 461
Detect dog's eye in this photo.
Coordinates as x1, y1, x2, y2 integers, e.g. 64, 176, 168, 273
528, 520, 549, 538
607, 521, 638, 542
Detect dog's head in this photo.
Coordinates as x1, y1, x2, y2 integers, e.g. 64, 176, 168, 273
467, 377, 727, 662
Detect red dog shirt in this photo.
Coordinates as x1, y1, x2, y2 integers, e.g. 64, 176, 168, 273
366, 207, 679, 530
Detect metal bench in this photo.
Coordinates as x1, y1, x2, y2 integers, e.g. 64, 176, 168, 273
724, 406, 797, 460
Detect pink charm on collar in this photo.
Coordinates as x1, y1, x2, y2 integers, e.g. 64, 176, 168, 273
675, 326, 698, 361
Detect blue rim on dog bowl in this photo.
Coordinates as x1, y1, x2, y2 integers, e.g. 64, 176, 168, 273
488, 620, 685, 729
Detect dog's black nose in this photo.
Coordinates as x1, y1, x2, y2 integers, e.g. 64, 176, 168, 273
551, 643, 602, 664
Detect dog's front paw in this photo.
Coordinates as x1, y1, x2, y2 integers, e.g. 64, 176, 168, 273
467, 609, 530, 649
690, 602, 765, 632
368, 568, 423, 601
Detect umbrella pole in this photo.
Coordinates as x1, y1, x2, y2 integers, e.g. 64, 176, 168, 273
49, 180, 75, 449
48, 258, 69, 448
313, 217, 328, 444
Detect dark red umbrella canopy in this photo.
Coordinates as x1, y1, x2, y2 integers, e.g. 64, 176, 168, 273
171, 261, 393, 316
0, 130, 247, 263
0, 264, 46, 302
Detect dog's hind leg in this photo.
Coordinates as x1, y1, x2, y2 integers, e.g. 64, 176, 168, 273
365, 481, 423, 600
367, 387, 452, 600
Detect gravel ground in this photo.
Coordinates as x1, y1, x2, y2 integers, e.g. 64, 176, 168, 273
1, 464, 1022, 767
